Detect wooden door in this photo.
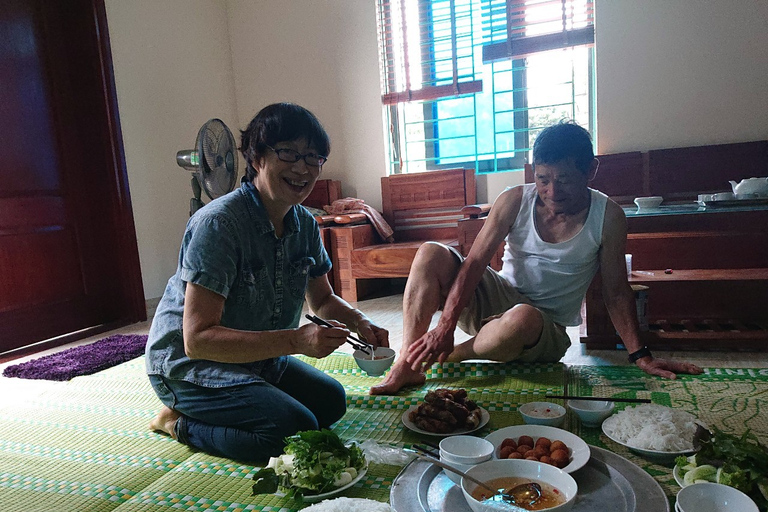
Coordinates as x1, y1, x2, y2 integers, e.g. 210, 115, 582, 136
0, 0, 145, 354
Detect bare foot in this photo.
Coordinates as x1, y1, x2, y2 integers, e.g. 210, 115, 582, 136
149, 406, 181, 439
370, 360, 426, 395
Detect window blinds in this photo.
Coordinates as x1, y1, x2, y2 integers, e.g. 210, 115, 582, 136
483, 0, 594, 62
377, 0, 483, 105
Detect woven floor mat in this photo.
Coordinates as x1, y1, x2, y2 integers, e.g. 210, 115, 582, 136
0, 353, 564, 511
566, 365, 768, 507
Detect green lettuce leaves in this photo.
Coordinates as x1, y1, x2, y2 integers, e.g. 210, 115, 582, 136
252, 429, 366, 500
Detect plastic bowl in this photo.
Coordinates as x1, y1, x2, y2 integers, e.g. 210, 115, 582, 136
567, 400, 615, 427
353, 347, 395, 376
634, 196, 663, 210
676, 482, 758, 512
440, 435, 495, 465
461, 459, 578, 512
518, 401, 566, 427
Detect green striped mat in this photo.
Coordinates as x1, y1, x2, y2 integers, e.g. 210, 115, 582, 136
565, 365, 768, 510
0, 353, 564, 511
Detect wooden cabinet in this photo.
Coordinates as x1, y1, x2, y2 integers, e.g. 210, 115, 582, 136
582, 207, 768, 351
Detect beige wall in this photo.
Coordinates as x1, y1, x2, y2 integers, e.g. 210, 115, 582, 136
105, 0, 238, 300
226, 0, 386, 207
106, 0, 768, 301
595, 0, 768, 153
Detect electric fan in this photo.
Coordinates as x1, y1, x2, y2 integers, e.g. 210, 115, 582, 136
175, 118, 239, 216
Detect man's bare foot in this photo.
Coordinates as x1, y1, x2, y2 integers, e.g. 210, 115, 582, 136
149, 406, 181, 439
370, 361, 426, 395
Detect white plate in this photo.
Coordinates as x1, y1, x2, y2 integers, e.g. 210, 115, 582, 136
673, 464, 686, 487
401, 405, 490, 437
299, 465, 368, 503
601, 420, 698, 463
483, 424, 591, 473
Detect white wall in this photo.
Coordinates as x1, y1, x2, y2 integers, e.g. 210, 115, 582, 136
105, 0, 238, 301
226, 0, 387, 208
595, 0, 768, 153
107, 0, 768, 302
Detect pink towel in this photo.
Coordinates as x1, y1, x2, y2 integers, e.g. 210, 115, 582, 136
324, 198, 394, 242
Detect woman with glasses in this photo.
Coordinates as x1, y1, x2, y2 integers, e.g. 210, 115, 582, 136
146, 103, 389, 463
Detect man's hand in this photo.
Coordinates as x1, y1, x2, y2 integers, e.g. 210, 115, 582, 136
405, 325, 455, 372
355, 318, 390, 349
635, 356, 703, 380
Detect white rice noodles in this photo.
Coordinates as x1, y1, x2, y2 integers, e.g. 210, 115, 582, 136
602, 404, 701, 452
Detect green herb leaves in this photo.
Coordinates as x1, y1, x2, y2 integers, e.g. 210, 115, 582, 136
251, 429, 366, 501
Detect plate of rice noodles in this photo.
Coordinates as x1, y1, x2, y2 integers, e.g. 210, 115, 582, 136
601, 403, 708, 463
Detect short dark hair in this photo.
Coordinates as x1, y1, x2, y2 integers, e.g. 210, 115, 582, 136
532, 120, 594, 174
240, 103, 331, 181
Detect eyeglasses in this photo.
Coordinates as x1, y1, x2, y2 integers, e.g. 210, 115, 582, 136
265, 145, 327, 167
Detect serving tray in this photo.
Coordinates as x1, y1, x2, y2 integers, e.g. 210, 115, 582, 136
390, 445, 669, 512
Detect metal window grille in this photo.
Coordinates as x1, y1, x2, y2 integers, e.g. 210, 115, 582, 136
376, 0, 595, 175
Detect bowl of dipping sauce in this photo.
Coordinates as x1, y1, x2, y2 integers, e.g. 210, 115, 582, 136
519, 402, 566, 427
461, 459, 578, 512
353, 347, 395, 376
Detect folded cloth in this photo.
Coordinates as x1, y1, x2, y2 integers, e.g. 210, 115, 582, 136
325, 197, 394, 242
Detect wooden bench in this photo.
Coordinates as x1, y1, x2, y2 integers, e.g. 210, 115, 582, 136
329, 168, 476, 302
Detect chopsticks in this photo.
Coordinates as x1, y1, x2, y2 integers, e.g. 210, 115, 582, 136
304, 314, 374, 354
545, 395, 652, 404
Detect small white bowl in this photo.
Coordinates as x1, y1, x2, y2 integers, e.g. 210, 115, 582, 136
567, 400, 615, 427
440, 435, 494, 465
634, 196, 663, 210
353, 347, 395, 376
676, 482, 758, 512
441, 458, 474, 486
518, 401, 566, 427
461, 459, 578, 512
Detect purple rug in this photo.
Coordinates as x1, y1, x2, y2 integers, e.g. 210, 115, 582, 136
2, 334, 148, 381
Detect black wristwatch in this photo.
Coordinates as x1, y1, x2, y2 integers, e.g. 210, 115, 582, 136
628, 346, 652, 363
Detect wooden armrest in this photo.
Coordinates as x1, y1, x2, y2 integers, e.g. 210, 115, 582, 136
314, 215, 338, 226
333, 213, 368, 225
462, 203, 491, 218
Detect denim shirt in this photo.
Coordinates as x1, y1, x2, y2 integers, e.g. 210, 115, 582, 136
146, 181, 332, 387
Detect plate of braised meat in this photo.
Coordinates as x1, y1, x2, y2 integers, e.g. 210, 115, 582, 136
402, 388, 490, 437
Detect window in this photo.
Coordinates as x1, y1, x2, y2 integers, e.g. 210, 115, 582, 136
376, 0, 595, 174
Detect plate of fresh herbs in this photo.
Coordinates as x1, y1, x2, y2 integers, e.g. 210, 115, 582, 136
674, 427, 768, 510
251, 429, 367, 502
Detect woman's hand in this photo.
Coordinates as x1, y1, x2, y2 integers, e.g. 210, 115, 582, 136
354, 318, 389, 349
295, 322, 349, 358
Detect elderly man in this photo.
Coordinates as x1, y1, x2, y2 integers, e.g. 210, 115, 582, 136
372, 121, 702, 395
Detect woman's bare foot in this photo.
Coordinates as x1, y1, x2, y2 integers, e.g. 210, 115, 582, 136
149, 406, 181, 439
370, 360, 426, 395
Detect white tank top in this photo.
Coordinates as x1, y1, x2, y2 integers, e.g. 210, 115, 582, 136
499, 184, 608, 326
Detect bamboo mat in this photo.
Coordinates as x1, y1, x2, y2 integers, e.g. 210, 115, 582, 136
565, 365, 768, 509
0, 354, 564, 512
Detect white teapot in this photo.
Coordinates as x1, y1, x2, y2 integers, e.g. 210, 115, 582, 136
729, 177, 768, 197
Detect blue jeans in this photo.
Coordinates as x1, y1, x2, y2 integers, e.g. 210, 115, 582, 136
149, 357, 346, 463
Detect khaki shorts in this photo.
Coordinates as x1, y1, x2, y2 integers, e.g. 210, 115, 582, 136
446, 246, 571, 363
